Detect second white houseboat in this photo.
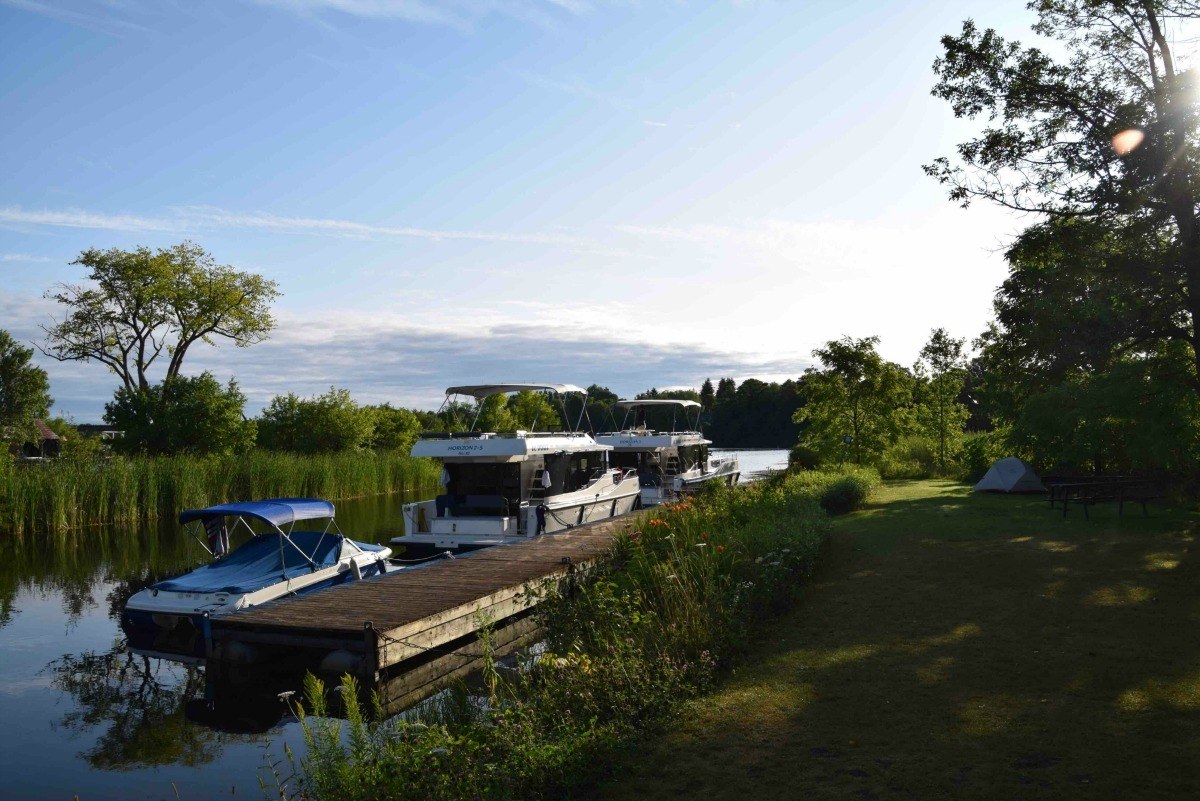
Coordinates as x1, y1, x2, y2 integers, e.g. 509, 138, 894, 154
596, 399, 740, 506
391, 384, 641, 556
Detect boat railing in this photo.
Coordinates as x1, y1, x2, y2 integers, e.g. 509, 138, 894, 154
418, 430, 592, 441
596, 429, 705, 438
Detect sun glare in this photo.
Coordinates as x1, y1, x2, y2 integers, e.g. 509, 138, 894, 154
1112, 128, 1145, 156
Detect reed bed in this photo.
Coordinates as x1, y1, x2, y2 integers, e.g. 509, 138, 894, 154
0, 452, 442, 536
269, 467, 879, 801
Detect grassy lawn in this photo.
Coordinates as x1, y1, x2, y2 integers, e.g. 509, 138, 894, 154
595, 479, 1200, 800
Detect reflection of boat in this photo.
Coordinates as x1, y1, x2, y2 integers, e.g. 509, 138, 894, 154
391, 384, 641, 557
121, 498, 391, 658
596, 399, 740, 506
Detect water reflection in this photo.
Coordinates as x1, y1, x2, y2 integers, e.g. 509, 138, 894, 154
47, 645, 224, 770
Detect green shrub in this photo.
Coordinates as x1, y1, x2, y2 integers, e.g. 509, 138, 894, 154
788, 444, 820, 470
816, 469, 880, 514
878, 435, 938, 479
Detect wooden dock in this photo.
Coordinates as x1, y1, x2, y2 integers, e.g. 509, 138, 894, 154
208, 514, 633, 680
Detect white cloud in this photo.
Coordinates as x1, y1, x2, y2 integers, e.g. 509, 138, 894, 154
0, 204, 590, 246
0, 253, 52, 263
642, 120, 668, 128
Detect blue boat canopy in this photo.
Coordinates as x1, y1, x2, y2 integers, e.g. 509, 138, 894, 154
178, 497, 335, 529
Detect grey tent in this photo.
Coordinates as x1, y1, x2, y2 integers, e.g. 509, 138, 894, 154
973, 457, 1046, 493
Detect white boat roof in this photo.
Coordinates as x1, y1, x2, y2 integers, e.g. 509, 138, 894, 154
596, 431, 711, 450
613, 399, 701, 409
413, 431, 609, 460
447, 383, 586, 400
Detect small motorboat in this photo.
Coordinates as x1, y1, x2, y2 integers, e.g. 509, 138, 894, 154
121, 497, 391, 658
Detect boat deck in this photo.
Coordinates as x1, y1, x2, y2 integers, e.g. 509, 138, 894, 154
209, 514, 633, 677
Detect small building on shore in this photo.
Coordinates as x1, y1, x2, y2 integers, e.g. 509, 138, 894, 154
6, 419, 63, 460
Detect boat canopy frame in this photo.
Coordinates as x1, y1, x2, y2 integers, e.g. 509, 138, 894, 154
432, 383, 592, 435
178, 498, 361, 570
608, 398, 703, 434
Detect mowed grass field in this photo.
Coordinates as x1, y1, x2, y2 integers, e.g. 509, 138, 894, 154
596, 480, 1200, 800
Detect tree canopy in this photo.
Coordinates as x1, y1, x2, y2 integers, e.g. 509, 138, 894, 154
43, 242, 279, 396
928, 0, 1200, 386
0, 330, 52, 439
794, 337, 914, 465
104, 373, 255, 456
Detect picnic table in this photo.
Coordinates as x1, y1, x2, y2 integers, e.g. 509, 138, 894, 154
1044, 476, 1163, 519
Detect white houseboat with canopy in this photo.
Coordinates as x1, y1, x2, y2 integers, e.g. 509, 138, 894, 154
390, 383, 641, 556
596, 399, 740, 507
121, 498, 391, 659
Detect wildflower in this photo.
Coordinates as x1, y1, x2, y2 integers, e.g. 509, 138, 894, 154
701, 531, 709, 540
717, 545, 725, 553
630, 530, 642, 540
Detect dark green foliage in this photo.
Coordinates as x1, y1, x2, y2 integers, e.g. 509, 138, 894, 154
367, 404, 422, 452
708, 377, 804, 447
104, 373, 255, 456
930, 2, 1200, 481
258, 387, 375, 453
789, 444, 819, 470
273, 470, 874, 801
0, 329, 52, 440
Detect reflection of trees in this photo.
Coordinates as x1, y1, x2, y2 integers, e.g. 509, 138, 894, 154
47, 645, 221, 770
0, 520, 206, 632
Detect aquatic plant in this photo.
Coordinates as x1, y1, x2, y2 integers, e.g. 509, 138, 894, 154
271, 468, 875, 801
0, 451, 442, 536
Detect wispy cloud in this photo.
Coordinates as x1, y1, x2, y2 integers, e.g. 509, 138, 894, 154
0, 253, 52, 263
247, 0, 591, 29
0, 204, 591, 247
642, 120, 668, 128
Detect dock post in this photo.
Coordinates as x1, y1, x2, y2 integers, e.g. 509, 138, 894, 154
364, 621, 380, 681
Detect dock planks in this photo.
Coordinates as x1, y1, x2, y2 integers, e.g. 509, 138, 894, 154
209, 514, 634, 677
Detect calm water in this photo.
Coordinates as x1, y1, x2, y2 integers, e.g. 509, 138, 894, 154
0, 449, 786, 800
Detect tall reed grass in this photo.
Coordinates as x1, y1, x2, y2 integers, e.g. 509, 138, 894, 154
0, 451, 442, 536
268, 468, 876, 801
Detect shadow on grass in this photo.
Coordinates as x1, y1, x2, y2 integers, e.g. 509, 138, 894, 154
596, 479, 1200, 801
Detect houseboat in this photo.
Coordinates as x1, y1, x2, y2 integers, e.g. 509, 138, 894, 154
596, 399, 739, 506
390, 384, 641, 556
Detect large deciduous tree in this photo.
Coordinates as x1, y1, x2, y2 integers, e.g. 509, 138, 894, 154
0, 330, 53, 439
927, 1, 1200, 385
794, 336, 914, 465
43, 242, 279, 396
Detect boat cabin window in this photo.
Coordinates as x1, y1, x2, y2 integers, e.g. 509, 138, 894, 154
610, 451, 641, 471
438, 463, 521, 517
677, 445, 709, 473
542, 452, 608, 494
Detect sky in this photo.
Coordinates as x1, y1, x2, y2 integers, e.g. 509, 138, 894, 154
0, 0, 1037, 420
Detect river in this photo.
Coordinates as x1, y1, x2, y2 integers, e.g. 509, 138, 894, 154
0, 448, 787, 800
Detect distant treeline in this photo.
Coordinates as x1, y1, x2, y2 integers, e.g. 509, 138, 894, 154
581, 379, 803, 448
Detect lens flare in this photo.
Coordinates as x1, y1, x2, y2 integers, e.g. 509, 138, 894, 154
1112, 128, 1145, 156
